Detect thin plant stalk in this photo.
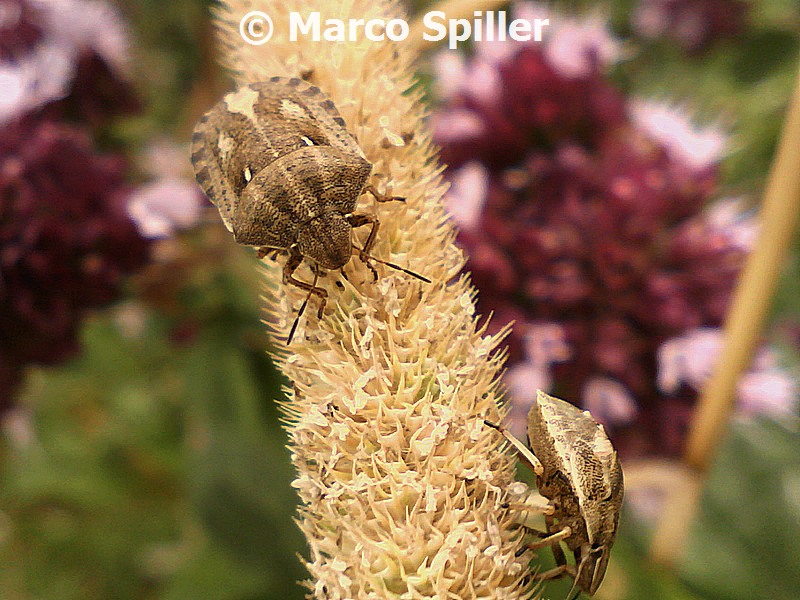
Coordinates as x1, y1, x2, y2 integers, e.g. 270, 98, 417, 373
650, 61, 800, 566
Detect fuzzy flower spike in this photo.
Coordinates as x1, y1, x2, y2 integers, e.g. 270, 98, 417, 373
208, 0, 537, 597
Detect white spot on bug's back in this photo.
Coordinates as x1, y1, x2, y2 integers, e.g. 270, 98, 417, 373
300, 135, 314, 145
280, 99, 306, 120
593, 432, 614, 458
225, 86, 259, 119
244, 167, 252, 182
217, 133, 235, 160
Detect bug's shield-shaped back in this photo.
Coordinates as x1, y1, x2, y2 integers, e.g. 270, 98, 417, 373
190, 77, 371, 248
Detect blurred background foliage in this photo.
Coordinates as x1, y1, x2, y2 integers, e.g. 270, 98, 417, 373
0, 0, 798, 599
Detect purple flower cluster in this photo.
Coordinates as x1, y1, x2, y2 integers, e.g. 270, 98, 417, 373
433, 7, 787, 457
0, 0, 150, 411
0, 0, 139, 126
632, 0, 750, 55
0, 0, 44, 61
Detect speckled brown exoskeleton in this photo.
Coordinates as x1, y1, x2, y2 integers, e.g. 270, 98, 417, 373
486, 390, 624, 599
191, 76, 428, 343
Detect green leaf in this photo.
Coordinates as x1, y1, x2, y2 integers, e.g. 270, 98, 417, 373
162, 543, 280, 600
681, 417, 800, 600
184, 333, 307, 595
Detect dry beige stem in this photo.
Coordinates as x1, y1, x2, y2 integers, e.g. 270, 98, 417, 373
213, 0, 538, 597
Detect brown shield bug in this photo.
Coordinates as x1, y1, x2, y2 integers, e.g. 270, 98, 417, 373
191, 76, 429, 343
486, 390, 624, 599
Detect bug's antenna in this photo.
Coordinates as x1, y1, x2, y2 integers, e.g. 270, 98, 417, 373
484, 419, 544, 476
353, 245, 431, 283
287, 269, 319, 345
565, 562, 583, 600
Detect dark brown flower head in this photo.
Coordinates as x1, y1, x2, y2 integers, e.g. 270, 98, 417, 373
0, 0, 138, 126
0, 116, 150, 410
434, 45, 627, 170
433, 11, 764, 457
0, 0, 45, 61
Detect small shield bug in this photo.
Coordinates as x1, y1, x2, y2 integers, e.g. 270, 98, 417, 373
486, 390, 624, 598
191, 76, 429, 343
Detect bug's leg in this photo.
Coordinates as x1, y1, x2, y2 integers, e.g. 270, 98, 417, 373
504, 499, 554, 515
256, 246, 281, 260
346, 213, 380, 280
353, 180, 407, 259
531, 514, 586, 599
283, 249, 327, 318
287, 269, 320, 345
565, 555, 588, 600
513, 523, 561, 558
544, 513, 570, 567
357, 182, 405, 265
347, 212, 431, 283
364, 184, 405, 204
534, 564, 573, 582
526, 525, 572, 551
531, 518, 578, 590
484, 420, 545, 477
283, 248, 327, 344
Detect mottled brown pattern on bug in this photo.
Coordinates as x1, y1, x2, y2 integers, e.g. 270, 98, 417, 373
190, 77, 427, 343
486, 390, 623, 599
526, 392, 623, 599
191, 77, 371, 258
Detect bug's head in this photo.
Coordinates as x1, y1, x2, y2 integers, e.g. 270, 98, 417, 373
568, 493, 621, 598
566, 540, 612, 599
297, 213, 352, 270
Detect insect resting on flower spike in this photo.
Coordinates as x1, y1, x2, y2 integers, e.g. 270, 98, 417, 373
190, 76, 429, 343
486, 390, 624, 599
